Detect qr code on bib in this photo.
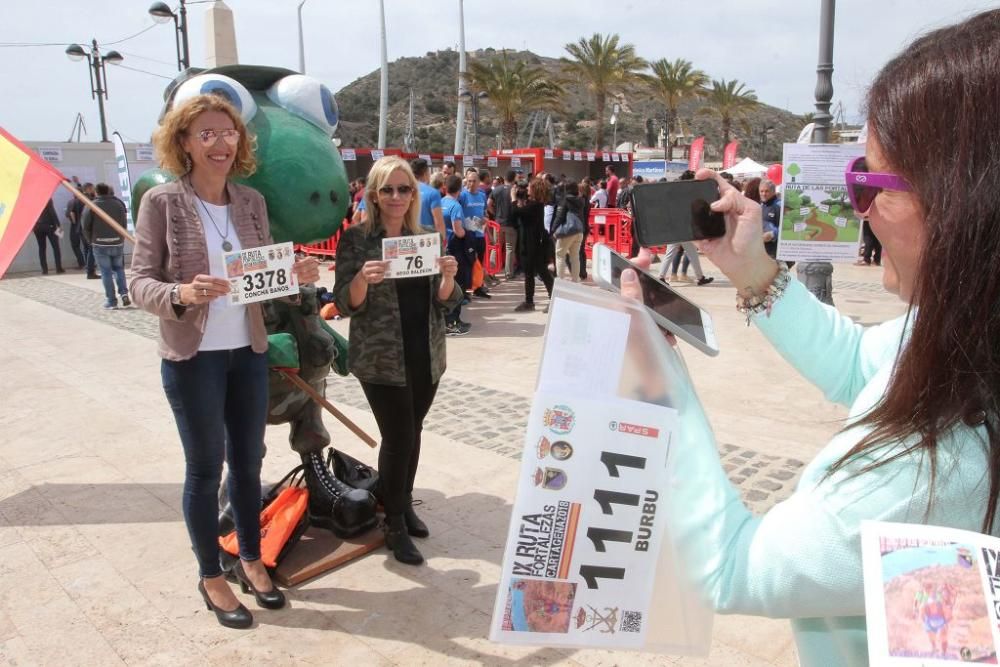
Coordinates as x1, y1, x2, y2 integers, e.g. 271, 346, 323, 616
620, 610, 642, 633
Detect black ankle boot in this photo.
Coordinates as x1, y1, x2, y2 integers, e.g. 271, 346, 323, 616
403, 498, 429, 538
384, 515, 423, 565
301, 451, 377, 537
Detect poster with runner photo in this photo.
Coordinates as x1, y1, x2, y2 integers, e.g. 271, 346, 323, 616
862, 521, 1000, 665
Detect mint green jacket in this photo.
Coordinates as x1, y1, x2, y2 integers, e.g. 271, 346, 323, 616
670, 279, 991, 665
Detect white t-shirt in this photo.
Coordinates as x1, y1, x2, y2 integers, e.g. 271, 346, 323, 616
196, 198, 251, 351
591, 188, 608, 208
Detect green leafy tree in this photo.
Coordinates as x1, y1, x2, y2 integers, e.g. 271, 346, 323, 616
787, 162, 802, 183
698, 79, 760, 145
646, 58, 709, 148
562, 33, 647, 149
784, 190, 802, 209
466, 50, 565, 149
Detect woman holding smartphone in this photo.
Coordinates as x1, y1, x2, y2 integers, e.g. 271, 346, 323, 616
508, 178, 555, 312
620, 10, 1000, 665
333, 156, 462, 565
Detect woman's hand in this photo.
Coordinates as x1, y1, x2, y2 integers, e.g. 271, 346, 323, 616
694, 169, 778, 296
436, 255, 458, 279
354, 260, 390, 286
292, 255, 320, 284
178, 274, 230, 305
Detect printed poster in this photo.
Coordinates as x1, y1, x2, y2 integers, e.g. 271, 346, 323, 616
862, 521, 1000, 665
777, 142, 865, 263
490, 391, 677, 649
224, 241, 299, 305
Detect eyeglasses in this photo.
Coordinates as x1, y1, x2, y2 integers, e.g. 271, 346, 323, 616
193, 129, 240, 147
844, 156, 911, 214
378, 185, 414, 197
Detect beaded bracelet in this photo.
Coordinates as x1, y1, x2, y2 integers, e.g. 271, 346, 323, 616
735, 261, 790, 326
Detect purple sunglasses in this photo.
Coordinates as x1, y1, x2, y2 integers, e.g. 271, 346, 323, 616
844, 156, 911, 213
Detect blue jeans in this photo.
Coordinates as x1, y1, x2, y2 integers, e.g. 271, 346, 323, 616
93, 245, 128, 303
161, 347, 268, 577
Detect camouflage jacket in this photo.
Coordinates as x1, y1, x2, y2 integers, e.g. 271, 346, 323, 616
333, 224, 462, 386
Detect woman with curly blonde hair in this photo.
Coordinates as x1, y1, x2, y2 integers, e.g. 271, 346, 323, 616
131, 93, 320, 628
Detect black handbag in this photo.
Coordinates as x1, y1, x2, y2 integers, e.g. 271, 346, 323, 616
327, 447, 379, 496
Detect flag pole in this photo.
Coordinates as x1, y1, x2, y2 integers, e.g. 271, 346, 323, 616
278, 369, 378, 448
61, 180, 135, 245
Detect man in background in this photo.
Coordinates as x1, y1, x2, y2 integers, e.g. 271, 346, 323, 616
71, 182, 99, 278
489, 169, 517, 279
604, 165, 620, 210
411, 158, 446, 240
83, 183, 130, 309
459, 169, 490, 299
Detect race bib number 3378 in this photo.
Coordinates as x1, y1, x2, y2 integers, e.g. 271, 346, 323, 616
224, 241, 299, 305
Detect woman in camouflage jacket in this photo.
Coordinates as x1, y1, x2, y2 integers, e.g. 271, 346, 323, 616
334, 156, 462, 565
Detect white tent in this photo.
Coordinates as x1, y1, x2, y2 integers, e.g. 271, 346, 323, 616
722, 157, 769, 177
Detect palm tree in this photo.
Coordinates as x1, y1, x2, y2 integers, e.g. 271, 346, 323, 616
466, 51, 564, 149
699, 79, 760, 145
646, 58, 708, 149
562, 33, 647, 149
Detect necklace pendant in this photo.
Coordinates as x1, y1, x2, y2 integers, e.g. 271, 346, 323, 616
222, 240, 233, 252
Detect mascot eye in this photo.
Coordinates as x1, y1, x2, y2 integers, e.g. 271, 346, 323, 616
267, 75, 339, 136
172, 74, 257, 123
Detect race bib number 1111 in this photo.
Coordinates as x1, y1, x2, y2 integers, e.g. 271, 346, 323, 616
224, 241, 299, 305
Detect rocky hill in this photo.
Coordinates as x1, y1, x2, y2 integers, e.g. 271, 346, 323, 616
334, 48, 806, 161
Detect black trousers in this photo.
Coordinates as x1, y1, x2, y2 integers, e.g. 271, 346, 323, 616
34, 228, 62, 273
523, 245, 554, 303
360, 376, 438, 516
68, 223, 86, 267
863, 222, 882, 265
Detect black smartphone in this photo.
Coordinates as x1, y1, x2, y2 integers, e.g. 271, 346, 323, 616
630, 180, 726, 247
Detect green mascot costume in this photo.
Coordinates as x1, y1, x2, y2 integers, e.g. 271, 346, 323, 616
134, 66, 377, 538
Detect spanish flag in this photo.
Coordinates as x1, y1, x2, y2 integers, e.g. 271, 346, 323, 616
0, 127, 66, 278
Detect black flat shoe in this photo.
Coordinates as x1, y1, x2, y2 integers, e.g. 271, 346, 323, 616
403, 501, 429, 538
234, 561, 286, 610
384, 515, 424, 565
198, 579, 253, 629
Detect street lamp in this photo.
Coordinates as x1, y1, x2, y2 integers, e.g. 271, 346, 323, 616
297, 0, 308, 74
610, 102, 620, 150
759, 125, 775, 160
65, 39, 123, 143
149, 0, 190, 71
812, 0, 835, 143
459, 89, 487, 154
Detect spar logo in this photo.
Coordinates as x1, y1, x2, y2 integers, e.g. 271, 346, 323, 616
608, 420, 659, 438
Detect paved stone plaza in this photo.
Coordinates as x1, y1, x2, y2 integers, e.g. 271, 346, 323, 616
0, 258, 905, 665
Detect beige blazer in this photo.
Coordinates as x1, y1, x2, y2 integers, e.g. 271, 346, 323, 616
130, 178, 273, 361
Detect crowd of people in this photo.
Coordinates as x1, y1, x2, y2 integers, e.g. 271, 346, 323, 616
34, 179, 132, 308
343, 159, 646, 332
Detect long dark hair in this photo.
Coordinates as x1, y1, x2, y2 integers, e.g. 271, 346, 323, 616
827, 9, 1000, 532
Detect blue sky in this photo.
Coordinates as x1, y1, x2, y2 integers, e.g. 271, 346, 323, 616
4, 0, 998, 143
